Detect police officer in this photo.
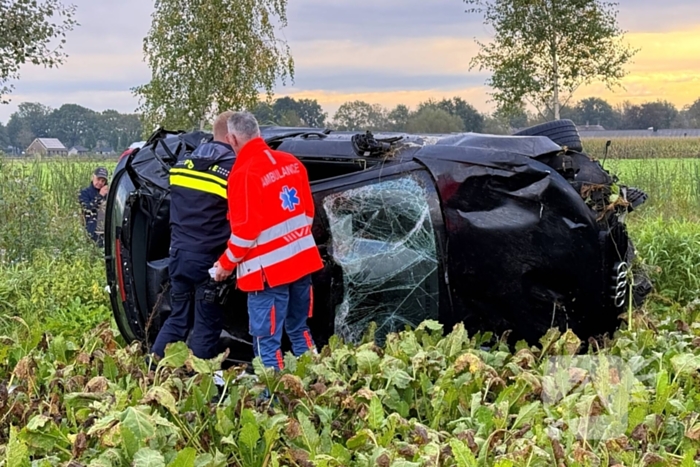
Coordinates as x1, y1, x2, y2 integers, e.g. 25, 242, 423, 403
151, 111, 235, 360
212, 111, 323, 370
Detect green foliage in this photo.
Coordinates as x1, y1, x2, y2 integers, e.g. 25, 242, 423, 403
406, 107, 464, 134
418, 97, 485, 133
464, 0, 638, 120
601, 157, 700, 220
632, 218, 700, 304
332, 100, 389, 131
0, 158, 113, 340
3, 314, 700, 466
4, 102, 143, 151
133, 0, 295, 131
253, 96, 328, 127
0, 0, 77, 103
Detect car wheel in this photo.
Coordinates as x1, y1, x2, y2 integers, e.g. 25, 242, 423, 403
514, 119, 583, 152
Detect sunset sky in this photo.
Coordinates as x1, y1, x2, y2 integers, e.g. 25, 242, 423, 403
0, 0, 698, 123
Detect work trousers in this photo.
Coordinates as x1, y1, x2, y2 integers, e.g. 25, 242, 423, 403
152, 248, 224, 360
248, 274, 316, 370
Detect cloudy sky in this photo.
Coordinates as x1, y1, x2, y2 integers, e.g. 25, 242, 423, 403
1, 0, 699, 123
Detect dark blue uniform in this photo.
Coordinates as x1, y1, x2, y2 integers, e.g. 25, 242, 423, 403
152, 141, 235, 360
78, 184, 105, 245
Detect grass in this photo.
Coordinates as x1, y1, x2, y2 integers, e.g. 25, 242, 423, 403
604, 158, 700, 221
2, 143, 700, 465
582, 137, 700, 160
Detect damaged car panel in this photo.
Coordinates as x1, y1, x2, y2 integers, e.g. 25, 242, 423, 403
104, 123, 647, 364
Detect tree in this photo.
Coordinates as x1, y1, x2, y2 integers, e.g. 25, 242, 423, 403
568, 97, 618, 128
387, 104, 411, 132
332, 101, 388, 131
420, 97, 484, 132
0, 1, 77, 104
48, 104, 98, 148
6, 102, 52, 148
637, 101, 678, 130
406, 107, 464, 134
133, 0, 295, 131
271, 97, 327, 127
464, 0, 638, 120
685, 98, 700, 128
0, 122, 9, 149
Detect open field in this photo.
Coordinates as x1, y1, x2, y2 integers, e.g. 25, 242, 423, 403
2, 142, 700, 465
582, 137, 700, 160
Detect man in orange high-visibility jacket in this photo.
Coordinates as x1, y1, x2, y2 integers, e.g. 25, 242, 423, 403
212, 111, 323, 370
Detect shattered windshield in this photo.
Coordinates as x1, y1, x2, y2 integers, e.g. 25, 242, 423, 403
323, 175, 440, 344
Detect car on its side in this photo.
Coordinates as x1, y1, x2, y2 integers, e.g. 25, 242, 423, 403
104, 120, 649, 365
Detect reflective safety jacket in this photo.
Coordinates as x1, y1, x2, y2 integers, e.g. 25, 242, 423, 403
169, 141, 235, 254
218, 137, 323, 291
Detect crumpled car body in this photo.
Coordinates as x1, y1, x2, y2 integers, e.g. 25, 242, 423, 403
104, 125, 647, 364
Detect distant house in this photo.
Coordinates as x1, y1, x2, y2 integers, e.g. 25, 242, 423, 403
68, 145, 89, 155
94, 145, 115, 155
26, 138, 68, 156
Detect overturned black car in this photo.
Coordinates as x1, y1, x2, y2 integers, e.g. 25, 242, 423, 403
104, 120, 650, 364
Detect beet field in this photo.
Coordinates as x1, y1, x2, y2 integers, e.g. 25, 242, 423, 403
1, 141, 700, 466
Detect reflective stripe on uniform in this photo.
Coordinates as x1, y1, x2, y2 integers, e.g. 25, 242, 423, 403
170, 168, 227, 187
306, 215, 314, 226
237, 234, 317, 279
225, 249, 243, 263
258, 213, 310, 245
308, 286, 314, 318
229, 233, 255, 248
171, 175, 227, 199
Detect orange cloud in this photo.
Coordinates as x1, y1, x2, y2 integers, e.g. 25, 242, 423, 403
279, 26, 700, 116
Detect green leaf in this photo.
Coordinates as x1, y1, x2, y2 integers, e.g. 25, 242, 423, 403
121, 426, 141, 460
142, 386, 178, 414
121, 407, 156, 441
7, 426, 30, 467
103, 355, 119, 380
512, 401, 540, 429
449, 438, 477, 467
346, 430, 370, 450
26, 415, 51, 431
331, 443, 351, 464
671, 353, 700, 375
382, 365, 413, 389
160, 341, 189, 368
133, 448, 165, 467
391, 461, 421, 467
681, 449, 697, 467
239, 422, 260, 449
368, 396, 384, 430
416, 320, 443, 333
168, 448, 197, 467
298, 413, 320, 455
356, 349, 381, 374
215, 408, 235, 436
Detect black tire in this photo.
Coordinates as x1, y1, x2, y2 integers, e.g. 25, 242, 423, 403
514, 119, 583, 152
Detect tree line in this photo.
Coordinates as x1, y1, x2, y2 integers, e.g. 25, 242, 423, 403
0, 103, 143, 153
251, 96, 700, 134
2, 95, 699, 153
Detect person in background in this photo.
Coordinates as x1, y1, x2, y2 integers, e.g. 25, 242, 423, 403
78, 167, 109, 246
212, 111, 323, 370
151, 111, 236, 361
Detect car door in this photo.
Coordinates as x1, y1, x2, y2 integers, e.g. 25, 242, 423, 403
306, 160, 448, 347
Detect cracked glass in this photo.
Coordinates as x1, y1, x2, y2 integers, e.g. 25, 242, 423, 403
323, 175, 440, 344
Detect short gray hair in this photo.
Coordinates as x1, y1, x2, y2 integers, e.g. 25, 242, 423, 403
227, 111, 260, 141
